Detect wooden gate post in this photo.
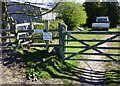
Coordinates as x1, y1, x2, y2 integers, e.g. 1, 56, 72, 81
15, 24, 18, 47
59, 23, 65, 59
63, 24, 67, 58
45, 20, 49, 52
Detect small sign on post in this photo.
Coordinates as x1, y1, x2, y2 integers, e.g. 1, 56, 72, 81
43, 32, 52, 40
34, 29, 43, 33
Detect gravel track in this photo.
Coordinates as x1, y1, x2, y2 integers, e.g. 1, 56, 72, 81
78, 35, 115, 85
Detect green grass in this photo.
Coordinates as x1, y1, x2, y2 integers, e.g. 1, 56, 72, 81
84, 27, 93, 31
101, 29, 120, 85
107, 38, 119, 60
104, 36, 120, 84
104, 62, 120, 85
16, 47, 79, 83
109, 28, 120, 32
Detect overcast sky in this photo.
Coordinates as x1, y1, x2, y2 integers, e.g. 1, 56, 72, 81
10, 0, 85, 3
10, 0, 120, 3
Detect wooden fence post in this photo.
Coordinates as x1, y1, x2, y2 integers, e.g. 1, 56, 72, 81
29, 22, 33, 35
45, 20, 49, 52
59, 23, 65, 59
15, 25, 19, 48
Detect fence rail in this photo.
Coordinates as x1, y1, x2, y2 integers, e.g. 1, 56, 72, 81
0, 22, 62, 50
65, 39, 120, 42
65, 31, 120, 34
65, 46, 120, 50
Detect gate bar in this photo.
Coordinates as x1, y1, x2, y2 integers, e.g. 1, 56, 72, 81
64, 52, 120, 56
66, 31, 120, 34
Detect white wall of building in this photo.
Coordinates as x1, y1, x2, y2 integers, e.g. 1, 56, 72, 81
42, 12, 57, 20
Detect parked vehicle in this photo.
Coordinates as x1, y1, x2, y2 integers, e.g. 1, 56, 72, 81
92, 17, 110, 30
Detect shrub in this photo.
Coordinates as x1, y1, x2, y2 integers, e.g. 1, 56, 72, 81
56, 2, 87, 30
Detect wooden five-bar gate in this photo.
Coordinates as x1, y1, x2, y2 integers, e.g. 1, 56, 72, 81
59, 25, 120, 62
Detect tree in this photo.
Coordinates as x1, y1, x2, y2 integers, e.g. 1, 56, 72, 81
83, 2, 108, 27
106, 1, 119, 27
83, 0, 119, 28
118, 4, 120, 24
1, 1, 8, 42
56, 2, 87, 30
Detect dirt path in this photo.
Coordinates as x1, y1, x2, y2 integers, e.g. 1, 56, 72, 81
78, 35, 114, 85
79, 46, 107, 85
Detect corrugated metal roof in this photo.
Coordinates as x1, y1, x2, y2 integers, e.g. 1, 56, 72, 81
9, 0, 52, 10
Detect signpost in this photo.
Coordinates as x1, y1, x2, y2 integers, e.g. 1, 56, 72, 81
43, 32, 52, 40
33, 20, 51, 52
45, 20, 49, 52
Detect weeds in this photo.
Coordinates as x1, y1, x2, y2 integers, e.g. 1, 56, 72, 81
16, 48, 78, 82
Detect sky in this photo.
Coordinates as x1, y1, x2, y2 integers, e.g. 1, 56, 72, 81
10, 0, 120, 3
10, 0, 86, 3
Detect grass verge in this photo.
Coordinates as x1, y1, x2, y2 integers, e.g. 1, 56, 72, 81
104, 36, 120, 85
16, 48, 80, 84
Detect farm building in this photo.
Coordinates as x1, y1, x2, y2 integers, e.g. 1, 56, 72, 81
8, 1, 57, 24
